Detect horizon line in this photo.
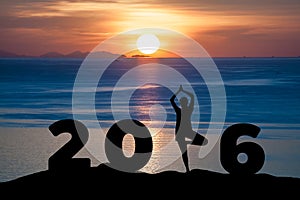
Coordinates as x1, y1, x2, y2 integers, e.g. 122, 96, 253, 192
0, 49, 299, 59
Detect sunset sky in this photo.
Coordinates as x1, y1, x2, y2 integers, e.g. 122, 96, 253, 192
0, 0, 299, 57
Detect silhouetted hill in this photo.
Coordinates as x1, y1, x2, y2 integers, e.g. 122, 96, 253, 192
0, 50, 124, 58
131, 54, 151, 58
39, 51, 66, 58
88, 51, 125, 58
0, 163, 299, 197
40, 51, 89, 58
0, 50, 32, 58
0, 50, 19, 57
65, 50, 89, 58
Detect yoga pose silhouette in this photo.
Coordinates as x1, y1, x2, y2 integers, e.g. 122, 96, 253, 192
170, 85, 207, 172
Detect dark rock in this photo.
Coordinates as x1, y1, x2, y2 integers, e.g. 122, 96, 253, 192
1, 163, 299, 198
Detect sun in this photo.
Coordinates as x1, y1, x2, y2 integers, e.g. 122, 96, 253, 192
136, 34, 160, 54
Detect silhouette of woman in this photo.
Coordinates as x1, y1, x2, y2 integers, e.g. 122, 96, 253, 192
170, 85, 207, 172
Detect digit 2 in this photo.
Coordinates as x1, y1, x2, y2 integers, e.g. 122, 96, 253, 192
48, 119, 90, 170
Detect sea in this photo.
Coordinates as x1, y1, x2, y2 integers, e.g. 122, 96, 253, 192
0, 57, 300, 182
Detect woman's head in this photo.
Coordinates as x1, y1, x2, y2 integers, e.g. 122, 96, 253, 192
180, 97, 188, 108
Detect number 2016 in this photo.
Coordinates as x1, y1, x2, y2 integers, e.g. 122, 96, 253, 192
48, 119, 265, 175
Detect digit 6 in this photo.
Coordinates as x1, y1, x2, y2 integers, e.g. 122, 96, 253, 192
220, 123, 265, 174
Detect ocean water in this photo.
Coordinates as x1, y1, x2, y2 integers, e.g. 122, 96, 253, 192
0, 57, 300, 182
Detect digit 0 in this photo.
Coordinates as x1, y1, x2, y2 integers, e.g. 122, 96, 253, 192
105, 119, 153, 172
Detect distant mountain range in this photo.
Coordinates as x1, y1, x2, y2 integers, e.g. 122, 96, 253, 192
0, 50, 125, 58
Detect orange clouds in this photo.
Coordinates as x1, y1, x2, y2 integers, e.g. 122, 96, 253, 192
0, 0, 299, 57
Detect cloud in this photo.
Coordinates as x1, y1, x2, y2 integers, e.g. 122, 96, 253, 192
199, 26, 300, 57
0, 0, 299, 56
198, 26, 269, 39
143, 0, 300, 13
0, 1, 125, 54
